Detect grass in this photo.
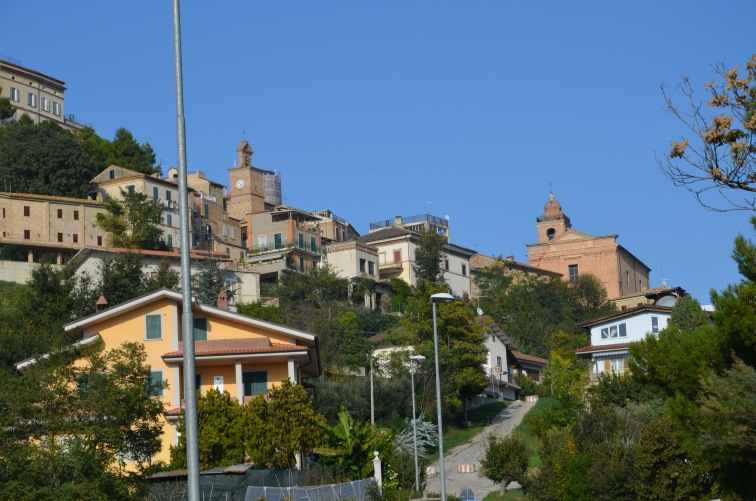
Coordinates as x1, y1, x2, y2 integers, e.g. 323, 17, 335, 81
512, 396, 558, 469
482, 489, 526, 501
426, 401, 509, 462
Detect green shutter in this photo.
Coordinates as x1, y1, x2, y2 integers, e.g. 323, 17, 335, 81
146, 315, 162, 340
194, 318, 208, 340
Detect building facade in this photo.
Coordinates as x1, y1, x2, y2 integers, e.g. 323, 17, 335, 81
526, 193, 651, 299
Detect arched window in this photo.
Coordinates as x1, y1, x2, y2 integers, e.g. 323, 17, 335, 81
547, 228, 556, 241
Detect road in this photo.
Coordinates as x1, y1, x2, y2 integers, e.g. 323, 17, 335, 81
424, 399, 535, 500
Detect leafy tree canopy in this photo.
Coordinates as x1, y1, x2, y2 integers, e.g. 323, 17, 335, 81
78, 126, 158, 174
413, 229, 447, 284
96, 188, 166, 250
0, 86, 16, 120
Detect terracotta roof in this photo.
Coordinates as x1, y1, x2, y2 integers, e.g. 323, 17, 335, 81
574, 342, 630, 354
162, 338, 305, 358
512, 351, 547, 365
0, 192, 104, 205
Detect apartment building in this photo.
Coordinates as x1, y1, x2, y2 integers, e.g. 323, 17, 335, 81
0, 57, 84, 130
0, 192, 107, 266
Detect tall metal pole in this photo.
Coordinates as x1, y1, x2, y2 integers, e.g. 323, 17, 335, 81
370, 355, 375, 425
171, 2, 199, 499
410, 357, 421, 492
432, 302, 447, 501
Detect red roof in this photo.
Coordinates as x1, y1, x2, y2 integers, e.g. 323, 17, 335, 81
574, 342, 630, 354
512, 351, 547, 365
163, 338, 305, 358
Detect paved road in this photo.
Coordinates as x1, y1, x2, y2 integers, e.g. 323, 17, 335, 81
424, 400, 535, 499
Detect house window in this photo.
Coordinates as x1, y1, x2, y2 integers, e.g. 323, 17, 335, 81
73, 210, 79, 220
9, 87, 20, 101
23, 206, 30, 217
444, 259, 449, 271
52, 102, 61, 116
310, 236, 317, 252
76, 373, 90, 395
274, 233, 282, 249
109, 169, 115, 179
149, 371, 164, 397
299, 257, 305, 272
166, 214, 172, 227
312, 259, 318, 269
167, 235, 173, 248
298, 233, 304, 249
651, 316, 659, 333
41, 97, 50, 112
393, 249, 401, 263
601, 323, 627, 339
57, 233, 63, 242
204, 203, 209, 219
73, 234, 78, 243
24, 230, 30, 239
496, 356, 503, 369
242, 371, 268, 396
610, 358, 624, 375
193, 318, 208, 341
57, 209, 63, 218
27, 93, 37, 107
153, 186, 159, 199
195, 374, 202, 393
223, 224, 228, 236
166, 190, 172, 201
368, 261, 375, 275
127, 185, 135, 194
230, 227, 235, 240
569, 264, 578, 284
360, 259, 366, 273
626, 271, 630, 287
145, 314, 162, 340
462, 264, 467, 276
97, 236, 103, 246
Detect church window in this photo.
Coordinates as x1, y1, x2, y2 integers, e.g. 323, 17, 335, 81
547, 228, 556, 241
569, 264, 578, 283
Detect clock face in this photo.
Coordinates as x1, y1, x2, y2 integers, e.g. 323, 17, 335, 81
235, 178, 245, 190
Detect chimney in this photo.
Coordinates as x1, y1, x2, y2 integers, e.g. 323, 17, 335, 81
96, 295, 109, 312
394, 215, 402, 226
217, 290, 228, 311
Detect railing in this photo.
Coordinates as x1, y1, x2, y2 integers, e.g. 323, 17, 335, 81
589, 369, 626, 383
369, 213, 449, 230
379, 261, 402, 270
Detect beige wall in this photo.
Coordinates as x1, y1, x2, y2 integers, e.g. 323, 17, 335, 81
1, 59, 66, 126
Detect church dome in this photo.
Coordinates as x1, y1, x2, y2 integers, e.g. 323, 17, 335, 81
541, 192, 567, 222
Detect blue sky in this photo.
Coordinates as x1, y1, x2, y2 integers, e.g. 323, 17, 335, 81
2, 1, 754, 303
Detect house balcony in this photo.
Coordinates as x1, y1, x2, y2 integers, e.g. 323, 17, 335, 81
379, 261, 403, 272
589, 369, 627, 383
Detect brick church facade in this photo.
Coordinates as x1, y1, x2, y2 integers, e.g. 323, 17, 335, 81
526, 193, 650, 300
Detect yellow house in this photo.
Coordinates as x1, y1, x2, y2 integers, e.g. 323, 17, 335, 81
58, 288, 320, 464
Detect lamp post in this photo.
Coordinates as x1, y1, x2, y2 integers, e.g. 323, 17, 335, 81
409, 354, 426, 492
431, 292, 455, 501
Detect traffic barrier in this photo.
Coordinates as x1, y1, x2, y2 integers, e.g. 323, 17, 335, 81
457, 464, 475, 473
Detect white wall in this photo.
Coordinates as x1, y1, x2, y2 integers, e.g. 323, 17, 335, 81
589, 311, 671, 346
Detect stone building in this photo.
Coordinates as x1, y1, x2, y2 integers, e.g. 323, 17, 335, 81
526, 193, 650, 300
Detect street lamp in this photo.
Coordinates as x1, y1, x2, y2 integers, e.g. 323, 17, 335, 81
431, 292, 455, 501
409, 354, 426, 492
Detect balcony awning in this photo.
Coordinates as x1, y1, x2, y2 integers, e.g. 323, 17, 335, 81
162, 338, 310, 366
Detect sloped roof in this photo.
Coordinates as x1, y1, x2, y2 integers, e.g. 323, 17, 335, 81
511, 351, 548, 365
574, 342, 631, 354
357, 227, 413, 243
162, 339, 307, 359
576, 304, 673, 329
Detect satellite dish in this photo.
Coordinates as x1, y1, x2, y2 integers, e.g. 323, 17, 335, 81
444, 215, 450, 220
476, 307, 483, 316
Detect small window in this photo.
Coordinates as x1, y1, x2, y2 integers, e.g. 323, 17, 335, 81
368, 261, 375, 275
166, 190, 172, 201
651, 316, 659, 334
312, 259, 317, 269
359, 259, 366, 273
299, 257, 305, 272
41, 97, 50, 112
547, 228, 556, 241
52, 102, 61, 116
231, 227, 235, 240
462, 264, 467, 276
27, 93, 37, 107
310, 236, 317, 252
393, 249, 401, 263
153, 186, 159, 199
298, 233, 304, 249
166, 214, 172, 227
193, 318, 208, 341
145, 314, 162, 340
569, 264, 578, 284
76, 373, 90, 395
57, 209, 63, 218
127, 185, 135, 194
204, 203, 209, 219
23, 206, 30, 217
109, 169, 115, 180
9, 87, 20, 102
167, 234, 173, 248
72, 234, 78, 243
274, 233, 282, 249
223, 223, 228, 236
496, 356, 502, 368
97, 236, 103, 246
73, 210, 79, 220
57, 233, 63, 242
24, 229, 30, 239
444, 259, 449, 271
149, 371, 164, 397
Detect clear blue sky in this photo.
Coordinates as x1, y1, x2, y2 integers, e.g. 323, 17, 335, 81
2, 1, 754, 303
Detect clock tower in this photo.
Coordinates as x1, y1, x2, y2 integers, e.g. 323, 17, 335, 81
227, 140, 268, 220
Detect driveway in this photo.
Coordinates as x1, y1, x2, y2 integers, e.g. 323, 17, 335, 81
424, 399, 535, 499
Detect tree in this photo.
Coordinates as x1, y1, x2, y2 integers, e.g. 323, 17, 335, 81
192, 258, 233, 306
413, 229, 446, 283
170, 388, 246, 469
96, 188, 166, 250
0, 120, 99, 198
480, 432, 530, 494
97, 252, 149, 306
0, 342, 166, 499
658, 54, 756, 211
78, 126, 158, 175
236, 301, 282, 324
0, 86, 16, 121
145, 258, 180, 292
